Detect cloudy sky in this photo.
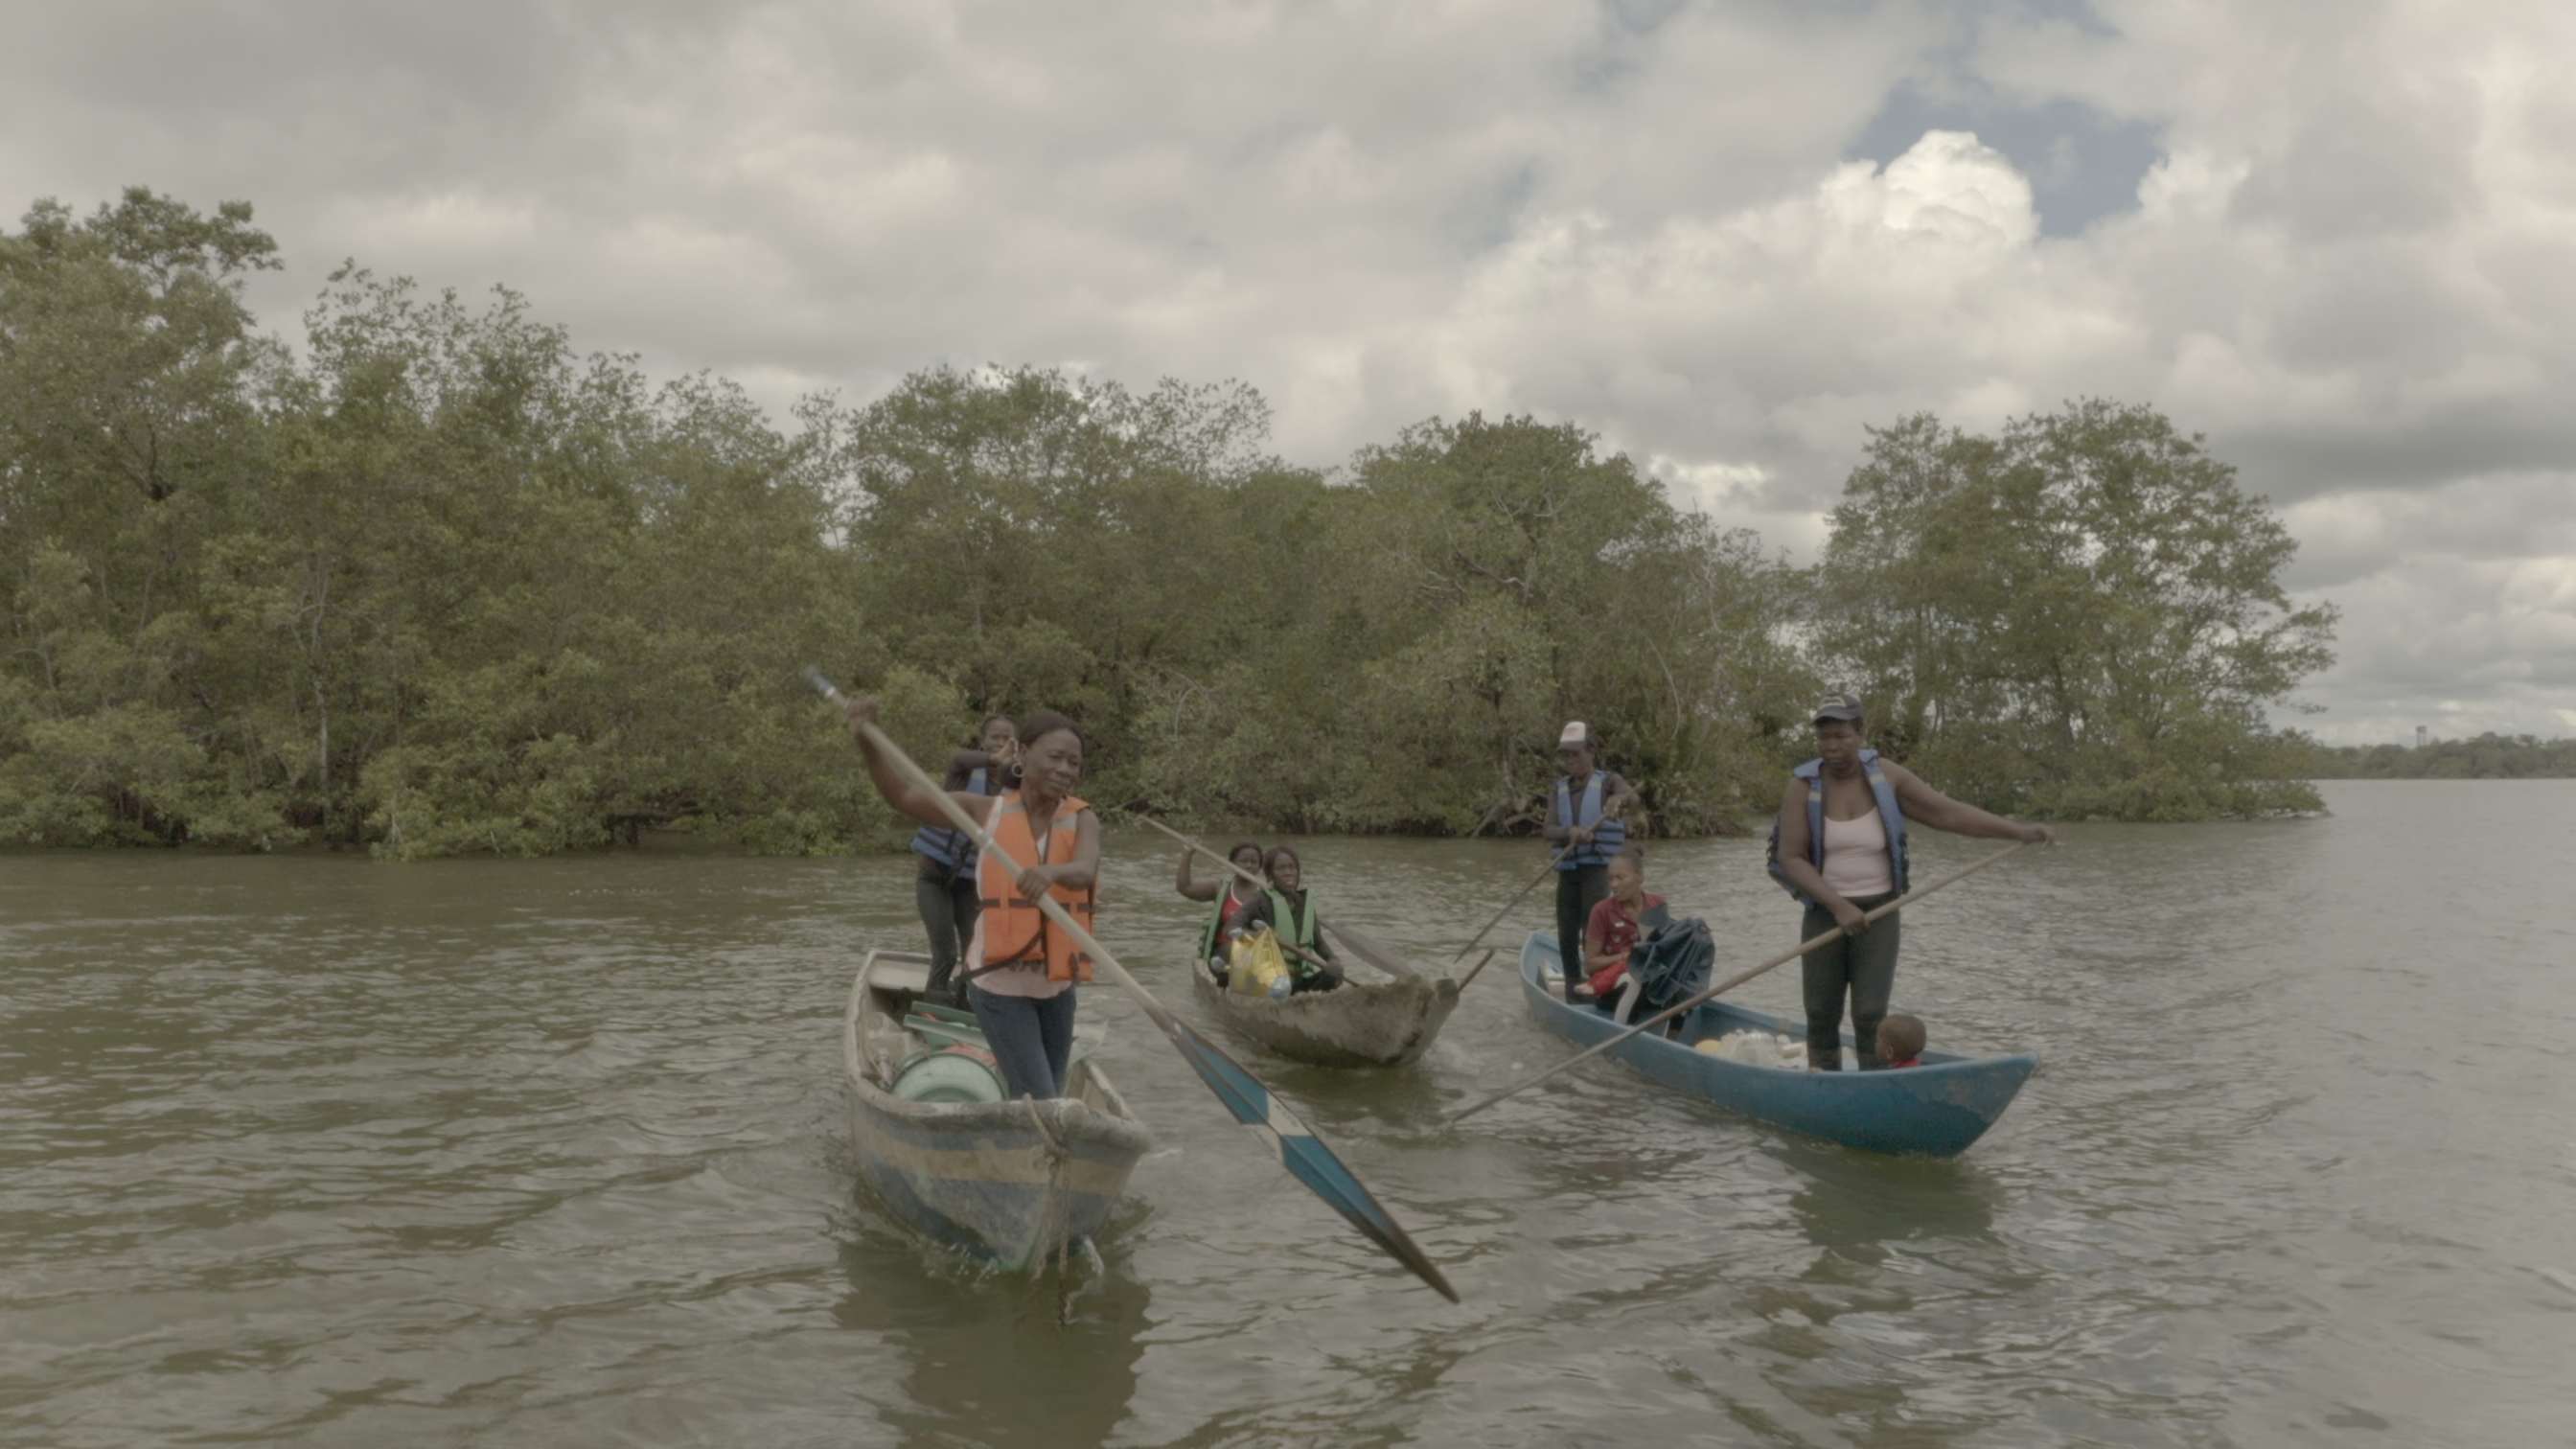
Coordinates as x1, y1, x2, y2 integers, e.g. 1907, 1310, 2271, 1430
6, 0, 2570, 745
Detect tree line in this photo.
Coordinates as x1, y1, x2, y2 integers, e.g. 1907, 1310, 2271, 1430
2310, 735, 2576, 780
0, 190, 2337, 854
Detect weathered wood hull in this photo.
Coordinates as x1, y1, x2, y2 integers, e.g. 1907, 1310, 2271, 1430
1187, 957, 1460, 1068
844, 952, 1153, 1268
1518, 931, 2035, 1158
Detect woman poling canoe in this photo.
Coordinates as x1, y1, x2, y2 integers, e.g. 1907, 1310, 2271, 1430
1768, 691, 2052, 1070
842, 699, 1098, 1101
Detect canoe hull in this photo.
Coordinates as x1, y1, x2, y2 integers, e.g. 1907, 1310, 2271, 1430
844, 953, 1154, 1269
1187, 958, 1460, 1068
1518, 931, 2034, 1158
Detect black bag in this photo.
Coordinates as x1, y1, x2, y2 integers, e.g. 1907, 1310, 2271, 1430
1624, 915, 1714, 1018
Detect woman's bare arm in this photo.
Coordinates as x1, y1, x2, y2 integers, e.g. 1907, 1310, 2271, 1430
843, 699, 995, 832
1886, 763, 2054, 844
1176, 845, 1218, 901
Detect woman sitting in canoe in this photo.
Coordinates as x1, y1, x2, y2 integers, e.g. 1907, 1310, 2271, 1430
1239, 845, 1342, 994
842, 702, 1098, 1100
1178, 838, 1267, 981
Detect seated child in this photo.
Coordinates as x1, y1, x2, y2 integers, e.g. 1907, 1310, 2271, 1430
1582, 847, 1665, 1022
1875, 1013, 1927, 1069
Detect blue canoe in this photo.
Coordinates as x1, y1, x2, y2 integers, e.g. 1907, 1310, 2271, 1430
1518, 931, 2036, 1158
843, 950, 1154, 1267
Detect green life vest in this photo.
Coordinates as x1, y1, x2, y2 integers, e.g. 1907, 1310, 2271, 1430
1199, 884, 1256, 960
1266, 887, 1322, 964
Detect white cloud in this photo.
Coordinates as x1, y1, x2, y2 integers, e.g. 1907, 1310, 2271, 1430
4, 0, 2574, 740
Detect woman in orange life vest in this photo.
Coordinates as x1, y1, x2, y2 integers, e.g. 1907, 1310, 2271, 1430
843, 701, 1099, 1100
1772, 692, 2051, 1071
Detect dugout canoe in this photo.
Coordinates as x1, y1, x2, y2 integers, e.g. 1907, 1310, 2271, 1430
1517, 931, 2035, 1158
1187, 954, 1460, 1069
843, 950, 1154, 1268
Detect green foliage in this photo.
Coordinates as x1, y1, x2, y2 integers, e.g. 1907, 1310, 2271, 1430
0, 190, 2341, 850
3, 195, 877, 854
1815, 401, 2335, 819
2311, 734, 2576, 779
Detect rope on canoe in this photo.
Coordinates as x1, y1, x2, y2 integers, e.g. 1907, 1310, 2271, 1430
1019, 1096, 1081, 1322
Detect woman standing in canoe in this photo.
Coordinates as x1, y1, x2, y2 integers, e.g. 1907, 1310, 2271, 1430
844, 702, 1098, 1100
909, 714, 1018, 1003
1771, 692, 2050, 1070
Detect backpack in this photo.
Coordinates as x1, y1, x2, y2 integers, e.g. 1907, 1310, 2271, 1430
1623, 915, 1714, 1018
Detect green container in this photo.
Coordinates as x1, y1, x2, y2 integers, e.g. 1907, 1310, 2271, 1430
892, 1046, 1005, 1104
904, 1005, 988, 1052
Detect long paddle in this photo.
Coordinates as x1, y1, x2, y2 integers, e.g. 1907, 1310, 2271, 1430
1452, 842, 1575, 965
1139, 816, 1425, 980
808, 671, 1458, 1301
1449, 841, 2030, 1122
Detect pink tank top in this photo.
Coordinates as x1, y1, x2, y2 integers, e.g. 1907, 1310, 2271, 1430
1820, 809, 1896, 898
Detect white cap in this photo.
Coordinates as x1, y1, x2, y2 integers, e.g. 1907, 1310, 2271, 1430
1556, 721, 1593, 749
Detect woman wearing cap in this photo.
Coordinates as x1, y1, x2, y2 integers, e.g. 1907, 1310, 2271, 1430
1769, 693, 2052, 1070
1544, 722, 1636, 1001
843, 701, 1099, 1100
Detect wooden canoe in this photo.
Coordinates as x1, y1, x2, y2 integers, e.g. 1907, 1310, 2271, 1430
1187, 954, 1460, 1069
842, 950, 1154, 1268
1517, 931, 2035, 1158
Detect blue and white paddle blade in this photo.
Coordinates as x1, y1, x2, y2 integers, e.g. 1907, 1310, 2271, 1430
1170, 1022, 1459, 1302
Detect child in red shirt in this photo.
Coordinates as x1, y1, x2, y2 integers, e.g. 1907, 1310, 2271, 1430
1875, 1013, 1927, 1069
1582, 848, 1664, 1013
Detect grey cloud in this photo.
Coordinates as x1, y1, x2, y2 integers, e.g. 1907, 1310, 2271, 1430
2228, 83, 2481, 242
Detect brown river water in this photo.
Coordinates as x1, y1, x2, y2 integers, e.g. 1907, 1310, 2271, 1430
4, 780, 2572, 1447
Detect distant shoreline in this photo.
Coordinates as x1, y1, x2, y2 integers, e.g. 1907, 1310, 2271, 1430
2309, 734, 2574, 781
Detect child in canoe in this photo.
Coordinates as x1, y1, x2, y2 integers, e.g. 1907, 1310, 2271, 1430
1582, 848, 1666, 1020
1876, 1013, 1927, 1069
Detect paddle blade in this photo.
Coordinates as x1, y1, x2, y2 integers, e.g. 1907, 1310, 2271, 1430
1167, 1022, 1459, 1302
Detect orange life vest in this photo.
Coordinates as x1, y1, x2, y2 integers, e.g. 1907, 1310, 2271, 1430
975, 791, 1095, 983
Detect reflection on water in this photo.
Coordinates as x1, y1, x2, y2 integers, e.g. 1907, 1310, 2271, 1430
1776, 1140, 2005, 1266
3, 782, 2574, 1445
832, 1231, 1149, 1449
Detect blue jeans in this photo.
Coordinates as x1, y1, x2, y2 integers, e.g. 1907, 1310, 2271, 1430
968, 985, 1077, 1099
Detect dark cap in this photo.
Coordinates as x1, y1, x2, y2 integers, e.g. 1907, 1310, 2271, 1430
1812, 692, 1865, 724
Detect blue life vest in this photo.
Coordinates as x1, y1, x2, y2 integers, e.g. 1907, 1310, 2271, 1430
1765, 749, 1908, 906
1552, 773, 1624, 870
910, 766, 991, 871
